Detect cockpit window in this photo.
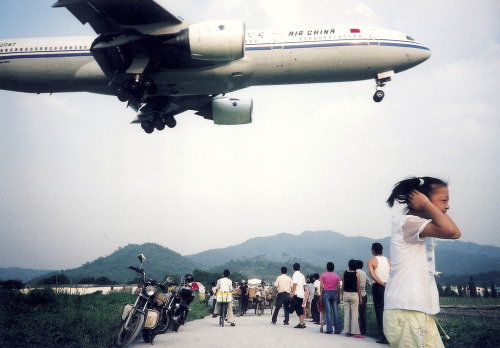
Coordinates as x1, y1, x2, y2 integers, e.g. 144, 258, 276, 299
406, 35, 415, 41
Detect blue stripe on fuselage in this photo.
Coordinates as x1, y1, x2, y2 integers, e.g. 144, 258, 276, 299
0, 51, 92, 60
245, 40, 430, 52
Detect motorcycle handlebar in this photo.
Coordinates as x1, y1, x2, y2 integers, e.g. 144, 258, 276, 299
128, 266, 144, 274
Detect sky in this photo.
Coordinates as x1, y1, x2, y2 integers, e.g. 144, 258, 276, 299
0, 0, 499, 270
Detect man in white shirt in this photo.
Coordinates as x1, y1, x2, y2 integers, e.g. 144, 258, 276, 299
271, 266, 292, 325
213, 269, 235, 326
290, 263, 307, 328
368, 243, 391, 344
311, 273, 321, 324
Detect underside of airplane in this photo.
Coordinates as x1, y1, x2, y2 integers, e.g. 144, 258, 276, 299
0, 0, 431, 134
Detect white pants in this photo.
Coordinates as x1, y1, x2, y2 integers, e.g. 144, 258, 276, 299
343, 292, 360, 335
214, 301, 234, 324
384, 309, 444, 348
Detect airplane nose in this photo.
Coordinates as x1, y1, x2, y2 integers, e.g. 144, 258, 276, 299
421, 46, 432, 61
410, 45, 431, 66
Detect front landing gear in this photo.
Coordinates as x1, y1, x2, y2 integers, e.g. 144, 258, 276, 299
373, 70, 394, 103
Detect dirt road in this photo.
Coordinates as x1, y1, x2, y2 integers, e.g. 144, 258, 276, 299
130, 311, 384, 347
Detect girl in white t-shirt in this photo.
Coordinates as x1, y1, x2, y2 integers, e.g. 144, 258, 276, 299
384, 176, 461, 348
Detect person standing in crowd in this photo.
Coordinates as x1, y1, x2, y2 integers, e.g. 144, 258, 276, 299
342, 259, 363, 338
305, 275, 315, 319
355, 260, 372, 336
311, 273, 321, 324
384, 176, 461, 347
368, 242, 391, 344
210, 281, 217, 314
291, 263, 307, 328
239, 280, 249, 314
271, 266, 292, 325
261, 281, 267, 300
317, 290, 326, 333
213, 269, 235, 326
320, 261, 342, 334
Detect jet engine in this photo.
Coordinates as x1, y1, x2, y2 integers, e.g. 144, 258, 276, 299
212, 97, 253, 125
175, 20, 245, 61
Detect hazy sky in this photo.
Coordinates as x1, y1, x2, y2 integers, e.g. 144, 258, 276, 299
1, 0, 499, 270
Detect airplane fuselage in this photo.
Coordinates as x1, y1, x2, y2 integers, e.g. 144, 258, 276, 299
0, 25, 430, 97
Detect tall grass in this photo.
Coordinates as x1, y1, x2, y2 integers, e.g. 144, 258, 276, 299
0, 288, 211, 347
0, 288, 131, 347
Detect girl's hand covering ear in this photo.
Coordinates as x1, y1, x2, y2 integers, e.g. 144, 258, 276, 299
408, 189, 431, 211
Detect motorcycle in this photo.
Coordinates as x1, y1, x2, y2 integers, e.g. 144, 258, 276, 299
154, 277, 176, 334
115, 254, 168, 347
165, 275, 195, 332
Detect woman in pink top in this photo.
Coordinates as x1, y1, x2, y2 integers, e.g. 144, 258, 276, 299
320, 262, 342, 334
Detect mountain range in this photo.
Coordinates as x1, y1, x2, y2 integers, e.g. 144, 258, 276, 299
1, 231, 499, 285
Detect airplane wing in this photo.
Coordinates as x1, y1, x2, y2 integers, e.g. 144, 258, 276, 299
52, 0, 182, 34
52, 0, 249, 134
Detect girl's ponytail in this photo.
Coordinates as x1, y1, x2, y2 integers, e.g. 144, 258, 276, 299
387, 176, 448, 208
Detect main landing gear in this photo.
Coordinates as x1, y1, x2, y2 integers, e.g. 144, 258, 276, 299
141, 116, 177, 134
113, 75, 157, 103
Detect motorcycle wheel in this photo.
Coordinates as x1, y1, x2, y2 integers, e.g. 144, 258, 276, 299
170, 315, 180, 332
142, 329, 156, 344
180, 309, 187, 325
156, 312, 170, 334
116, 310, 145, 347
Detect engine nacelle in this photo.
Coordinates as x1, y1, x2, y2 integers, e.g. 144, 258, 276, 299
188, 20, 245, 61
212, 97, 253, 125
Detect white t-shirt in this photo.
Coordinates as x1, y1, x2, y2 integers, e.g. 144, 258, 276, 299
216, 277, 233, 293
385, 215, 440, 315
292, 271, 306, 298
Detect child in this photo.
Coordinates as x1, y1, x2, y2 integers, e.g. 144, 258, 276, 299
317, 295, 326, 333
384, 176, 461, 348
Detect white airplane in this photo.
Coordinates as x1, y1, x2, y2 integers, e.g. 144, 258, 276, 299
0, 0, 431, 134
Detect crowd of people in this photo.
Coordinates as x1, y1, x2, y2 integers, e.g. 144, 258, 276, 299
206, 176, 461, 348
269, 256, 379, 340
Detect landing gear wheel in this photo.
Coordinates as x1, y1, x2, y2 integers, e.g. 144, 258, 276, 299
128, 81, 139, 91
114, 85, 124, 95
154, 118, 165, 131
141, 120, 154, 134
144, 78, 158, 95
114, 85, 128, 102
373, 90, 385, 102
165, 117, 177, 128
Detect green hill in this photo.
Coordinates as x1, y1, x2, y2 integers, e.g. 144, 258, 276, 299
29, 243, 198, 285
7, 231, 500, 288
187, 231, 500, 279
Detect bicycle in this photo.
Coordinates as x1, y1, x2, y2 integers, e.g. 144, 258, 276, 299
216, 291, 232, 327
219, 302, 227, 327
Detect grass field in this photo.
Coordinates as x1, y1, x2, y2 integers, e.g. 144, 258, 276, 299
0, 288, 211, 347
0, 289, 498, 347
